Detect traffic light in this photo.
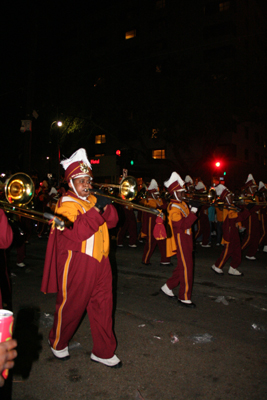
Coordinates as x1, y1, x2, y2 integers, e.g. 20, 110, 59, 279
130, 160, 134, 166
215, 161, 220, 168
116, 150, 121, 156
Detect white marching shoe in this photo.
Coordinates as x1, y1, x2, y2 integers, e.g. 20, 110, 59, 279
161, 283, 175, 297
246, 255, 256, 260
228, 266, 243, 276
50, 345, 70, 360
90, 353, 122, 368
211, 264, 223, 274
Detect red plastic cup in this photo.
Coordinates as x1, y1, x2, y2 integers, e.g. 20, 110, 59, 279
0, 310, 14, 379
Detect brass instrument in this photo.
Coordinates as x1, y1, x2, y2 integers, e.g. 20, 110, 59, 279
91, 176, 161, 217
93, 176, 138, 201
0, 173, 64, 229
185, 187, 216, 204
136, 184, 148, 201
0, 173, 34, 205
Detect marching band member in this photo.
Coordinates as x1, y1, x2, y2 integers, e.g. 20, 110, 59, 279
257, 181, 267, 252
117, 203, 138, 247
194, 181, 211, 247
140, 179, 171, 266
41, 148, 122, 368
160, 172, 198, 308
211, 184, 250, 276
184, 175, 194, 193
241, 174, 261, 260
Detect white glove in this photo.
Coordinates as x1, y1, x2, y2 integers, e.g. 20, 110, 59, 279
191, 207, 198, 214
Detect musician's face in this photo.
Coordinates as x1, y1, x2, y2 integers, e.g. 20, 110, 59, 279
70, 176, 92, 197
173, 190, 185, 202
225, 193, 233, 205
186, 184, 194, 193
152, 191, 160, 200
249, 185, 257, 195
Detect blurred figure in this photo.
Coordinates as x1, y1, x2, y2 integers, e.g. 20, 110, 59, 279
194, 181, 211, 247
257, 181, 267, 252
241, 174, 261, 260
140, 179, 171, 266
211, 185, 250, 276
117, 204, 137, 247
35, 180, 49, 238
161, 172, 199, 308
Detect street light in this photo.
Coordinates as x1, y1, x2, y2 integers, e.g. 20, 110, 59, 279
51, 120, 63, 128
50, 120, 64, 184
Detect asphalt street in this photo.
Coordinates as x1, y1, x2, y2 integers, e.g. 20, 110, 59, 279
2, 232, 267, 400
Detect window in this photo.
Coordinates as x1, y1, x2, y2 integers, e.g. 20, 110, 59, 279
95, 135, 106, 144
125, 29, 136, 40
219, 1, 230, 12
152, 149, 165, 159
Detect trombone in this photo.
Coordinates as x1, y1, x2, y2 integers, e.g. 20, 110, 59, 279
185, 187, 217, 204
0, 173, 64, 229
91, 176, 162, 217
93, 176, 137, 201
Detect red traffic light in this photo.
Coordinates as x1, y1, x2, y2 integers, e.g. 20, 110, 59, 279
215, 161, 221, 167
116, 150, 121, 156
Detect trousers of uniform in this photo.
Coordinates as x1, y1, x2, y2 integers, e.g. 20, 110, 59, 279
142, 235, 170, 264
241, 214, 260, 257
215, 234, 242, 270
259, 212, 267, 246
195, 213, 210, 245
166, 233, 193, 301
49, 252, 116, 359
117, 208, 137, 246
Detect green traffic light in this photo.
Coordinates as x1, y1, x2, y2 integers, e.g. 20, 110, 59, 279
130, 160, 134, 166
223, 171, 226, 176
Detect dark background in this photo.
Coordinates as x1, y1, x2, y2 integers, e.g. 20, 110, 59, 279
1, 1, 267, 187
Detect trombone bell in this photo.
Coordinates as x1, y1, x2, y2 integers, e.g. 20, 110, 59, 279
93, 176, 138, 202
119, 176, 137, 201
5, 173, 35, 205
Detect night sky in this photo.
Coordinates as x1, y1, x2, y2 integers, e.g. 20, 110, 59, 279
1, 1, 267, 185
1, 2, 92, 172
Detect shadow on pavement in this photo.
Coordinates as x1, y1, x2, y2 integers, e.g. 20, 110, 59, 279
12, 307, 43, 379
